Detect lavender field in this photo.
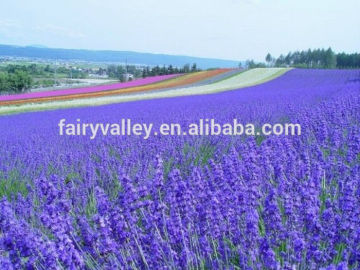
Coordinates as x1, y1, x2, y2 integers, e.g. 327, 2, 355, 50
0, 69, 359, 269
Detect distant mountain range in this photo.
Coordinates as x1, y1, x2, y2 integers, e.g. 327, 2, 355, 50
0, 44, 240, 69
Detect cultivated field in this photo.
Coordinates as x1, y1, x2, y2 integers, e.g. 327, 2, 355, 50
0, 68, 288, 114
0, 69, 359, 269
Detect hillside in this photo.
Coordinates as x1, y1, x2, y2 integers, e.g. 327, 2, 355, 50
0, 44, 240, 69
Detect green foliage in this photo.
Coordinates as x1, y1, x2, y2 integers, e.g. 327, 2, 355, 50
337, 52, 360, 68
265, 53, 273, 66
194, 143, 215, 166
141, 63, 200, 78
245, 59, 266, 69
0, 72, 10, 90
0, 170, 28, 200
107, 64, 126, 79
37, 79, 58, 87
274, 48, 337, 68
0, 69, 33, 93
258, 214, 266, 237
191, 63, 198, 72
85, 189, 98, 218
65, 172, 81, 184
333, 243, 345, 264
255, 134, 266, 146
163, 157, 175, 180
274, 241, 288, 267
272, 47, 360, 69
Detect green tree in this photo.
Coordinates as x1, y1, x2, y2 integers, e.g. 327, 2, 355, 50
168, 65, 174, 74
265, 53, 272, 66
44, 65, 51, 73
191, 63, 197, 72
183, 64, 190, 73
324, 47, 336, 68
9, 71, 33, 92
116, 66, 126, 80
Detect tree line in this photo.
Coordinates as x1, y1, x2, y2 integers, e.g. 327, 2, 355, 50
264, 48, 360, 69
98, 63, 200, 82
336, 53, 360, 68
142, 63, 199, 78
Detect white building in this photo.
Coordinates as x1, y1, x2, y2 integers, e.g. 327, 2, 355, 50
123, 73, 134, 81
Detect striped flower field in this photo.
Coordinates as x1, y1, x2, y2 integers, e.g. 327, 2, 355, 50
0, 68, 286, 114
0, 69, 234, 106
0, 74, 179, 102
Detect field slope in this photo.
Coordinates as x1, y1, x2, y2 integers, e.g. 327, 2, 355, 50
0, 68, 290, 115
0, 69, 234, 105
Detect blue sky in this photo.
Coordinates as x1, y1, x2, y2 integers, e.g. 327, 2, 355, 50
0, 0, 359, 61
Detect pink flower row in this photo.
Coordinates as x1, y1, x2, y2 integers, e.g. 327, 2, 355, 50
0, 74, 179, 101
